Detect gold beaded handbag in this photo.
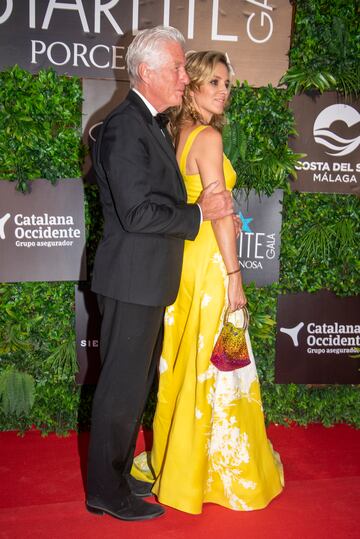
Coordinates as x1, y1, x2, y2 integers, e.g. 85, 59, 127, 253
210, 306, 251, 371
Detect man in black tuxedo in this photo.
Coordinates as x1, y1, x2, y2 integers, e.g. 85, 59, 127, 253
86, 26, 234, 522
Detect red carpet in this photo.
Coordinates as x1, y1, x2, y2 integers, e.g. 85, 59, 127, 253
1, 424, 359, 539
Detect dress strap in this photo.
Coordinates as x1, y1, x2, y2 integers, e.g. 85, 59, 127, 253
179, 125, 209, 175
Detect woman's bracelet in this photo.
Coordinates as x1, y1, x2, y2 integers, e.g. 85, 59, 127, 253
227, 268, 241, 276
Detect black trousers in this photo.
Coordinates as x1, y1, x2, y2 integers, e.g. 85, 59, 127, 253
87, 295, 165, 505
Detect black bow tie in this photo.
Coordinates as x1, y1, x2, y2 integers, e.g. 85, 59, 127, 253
154, 113, 169, 129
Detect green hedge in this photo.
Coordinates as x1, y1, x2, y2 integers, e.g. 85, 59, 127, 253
0, 66, 83, 192
282, 0, 360, 94
224, 82, 299, 196
0, 1, 359, 432
280, 193, 359, 296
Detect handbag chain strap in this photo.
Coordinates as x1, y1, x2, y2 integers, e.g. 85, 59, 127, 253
224, 305, 249, 330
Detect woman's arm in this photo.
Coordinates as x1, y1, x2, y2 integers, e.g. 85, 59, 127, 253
190, 127, 247, 311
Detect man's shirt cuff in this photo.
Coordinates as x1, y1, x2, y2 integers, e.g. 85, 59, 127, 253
196, 203, 203, 224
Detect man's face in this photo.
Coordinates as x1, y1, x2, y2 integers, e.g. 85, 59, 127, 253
146, 41, 189, 111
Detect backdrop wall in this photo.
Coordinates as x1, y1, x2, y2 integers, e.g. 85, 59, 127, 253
0, 0, 359, 433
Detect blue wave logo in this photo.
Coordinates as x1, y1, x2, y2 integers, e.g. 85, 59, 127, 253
313, 104, 360, 157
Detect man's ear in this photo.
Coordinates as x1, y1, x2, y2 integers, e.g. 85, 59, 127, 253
138, 63, 151, 84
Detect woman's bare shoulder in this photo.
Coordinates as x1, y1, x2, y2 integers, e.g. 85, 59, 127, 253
195, 125, 223, 149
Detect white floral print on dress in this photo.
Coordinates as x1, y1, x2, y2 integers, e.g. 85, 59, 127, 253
159, 356, 168, 374
164, 305, 175, 326
201, 294, 212, 308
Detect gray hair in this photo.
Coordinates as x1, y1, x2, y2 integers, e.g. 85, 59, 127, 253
126, 26, 186, 87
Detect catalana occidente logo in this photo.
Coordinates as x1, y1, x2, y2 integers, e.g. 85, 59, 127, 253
0, 212, 11, 239
0, 179, 86, 282
5, 212, 81, 249
275, 292, 360, 384
280, 320, 360, 356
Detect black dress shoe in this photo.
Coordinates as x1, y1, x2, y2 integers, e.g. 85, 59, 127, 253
127, 475, 154, 497
86, 494, 165, 521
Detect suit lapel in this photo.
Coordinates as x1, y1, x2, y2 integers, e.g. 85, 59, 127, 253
127, 91, 187, 199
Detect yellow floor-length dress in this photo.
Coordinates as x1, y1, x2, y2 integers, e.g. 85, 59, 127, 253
132, 126, 284, 514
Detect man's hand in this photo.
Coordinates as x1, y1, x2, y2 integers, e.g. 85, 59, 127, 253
197, 182, 234, 221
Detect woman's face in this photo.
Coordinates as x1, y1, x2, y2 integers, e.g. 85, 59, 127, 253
190, 61, 230, 123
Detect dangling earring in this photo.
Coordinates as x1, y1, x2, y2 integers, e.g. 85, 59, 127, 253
188, 99, 207, 125
189, 101, 200, 122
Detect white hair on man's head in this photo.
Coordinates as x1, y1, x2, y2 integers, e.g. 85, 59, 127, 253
126, 26, 185, 87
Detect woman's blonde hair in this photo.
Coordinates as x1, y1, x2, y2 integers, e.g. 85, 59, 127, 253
168, 50, 231, 145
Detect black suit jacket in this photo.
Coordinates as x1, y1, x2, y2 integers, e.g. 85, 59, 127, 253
91, 90, 200, 306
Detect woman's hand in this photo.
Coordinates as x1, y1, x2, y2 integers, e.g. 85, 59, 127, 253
227, 272, 247, 312
232, 214, 242, 238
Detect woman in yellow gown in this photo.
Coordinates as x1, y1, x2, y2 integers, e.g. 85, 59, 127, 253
133, 51, 283, 514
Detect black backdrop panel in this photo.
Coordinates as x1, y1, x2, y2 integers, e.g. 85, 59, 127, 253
233, 189, 283, 286
276, 291, 360, 384
82, 78, 130, 183
0, 0, 293, 87
289, 92, 360, 195
75, 283, 101, 385
0, 178, 86, 282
